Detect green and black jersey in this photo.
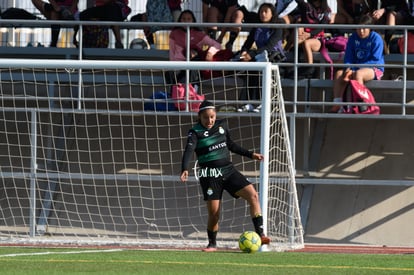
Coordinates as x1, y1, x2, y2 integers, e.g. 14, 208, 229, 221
181, 119, 253, 172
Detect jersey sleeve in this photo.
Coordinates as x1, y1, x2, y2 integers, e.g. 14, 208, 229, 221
181, 130, 198, 172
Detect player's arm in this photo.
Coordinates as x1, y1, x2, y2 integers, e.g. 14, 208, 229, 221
180, 130, 198, 182
224, 123, 263, 160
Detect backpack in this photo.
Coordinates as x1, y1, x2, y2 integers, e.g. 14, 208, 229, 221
144, 91, 177, 111
324, 36, 348, 52
342, 80, 380, 114
171, 83, 205, 112
320, 36, 348, 79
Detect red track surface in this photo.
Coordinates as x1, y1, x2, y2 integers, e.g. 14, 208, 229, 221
298, 244, 414, 254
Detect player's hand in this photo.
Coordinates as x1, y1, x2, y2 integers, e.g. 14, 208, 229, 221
180, 170, 189, 182
252, 153, 264, 161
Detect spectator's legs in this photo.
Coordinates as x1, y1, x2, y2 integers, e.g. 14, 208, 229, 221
222, 9, 244, 49
206, 6, 222, 39
32, 0, 61, 47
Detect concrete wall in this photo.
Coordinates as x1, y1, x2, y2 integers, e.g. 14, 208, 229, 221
302, 118, 414, 247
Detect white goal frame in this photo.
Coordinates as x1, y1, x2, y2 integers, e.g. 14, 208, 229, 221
0, 59, 303, 251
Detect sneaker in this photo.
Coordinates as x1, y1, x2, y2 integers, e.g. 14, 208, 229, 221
253, 104, 262, 113
202, 244, 217, 252
260, 235, 271, 245
237, 104, 254, 112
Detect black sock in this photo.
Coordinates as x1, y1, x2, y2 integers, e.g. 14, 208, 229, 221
207, 229, 217, 246
252, 215, 264, 236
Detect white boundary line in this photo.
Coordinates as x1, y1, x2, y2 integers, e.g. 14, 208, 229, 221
0, 249, 123, 258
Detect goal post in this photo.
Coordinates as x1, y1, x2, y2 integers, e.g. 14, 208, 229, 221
0, 59, 303, 251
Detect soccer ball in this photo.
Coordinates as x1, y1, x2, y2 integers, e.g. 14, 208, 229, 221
238, 231, 261, 253
129, 38, 149, 50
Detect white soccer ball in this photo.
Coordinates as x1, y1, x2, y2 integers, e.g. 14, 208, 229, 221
238, 231, 261, 253
129, 38, 149, 50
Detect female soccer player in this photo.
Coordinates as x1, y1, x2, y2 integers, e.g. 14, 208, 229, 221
180, 100, 270, 252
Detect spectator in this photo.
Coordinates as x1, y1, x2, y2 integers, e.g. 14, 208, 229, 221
168, 9, 223, 84
202, 0, 239, 41
291, 0, 332, 78
330, 15, 384, 113
370, 0, 409, 51
223, 0, 300, 51
335, 0, 375, 24
168, 0, 183, 22
31, 0, 79, 47
130, 0, 174, 49
169, 10, 221, 61
275, 0, 300, 24
76, 0, 131, 49
237, 2, 286, 112
222, 5, 260, 50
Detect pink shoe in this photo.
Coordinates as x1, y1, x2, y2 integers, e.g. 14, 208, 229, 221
202, 245, 217, 252
260, 235, 271, 245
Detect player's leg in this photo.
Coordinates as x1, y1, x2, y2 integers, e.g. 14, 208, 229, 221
199, 171, 224, 252
234, 181, 270, 245
203, 199, 220, 252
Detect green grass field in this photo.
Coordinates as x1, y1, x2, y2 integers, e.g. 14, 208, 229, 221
0, 246, 413, 274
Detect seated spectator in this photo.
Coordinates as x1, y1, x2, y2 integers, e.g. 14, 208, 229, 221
389, 0, 414, 53
223, 0, 300, 51
335, 0, 373, 24
130, 0, 174, 49
275, 0, 300, 24
168, 0, 183, 22
290, 0, 332, 78
31, 0, 79, 47
202, 0, 239, 41
222, 5, 260, 50
168, 9, 223, 83
370, 0, 409, 51
76, 0, 131, 49
169, 10, 222, 61
330, 15, 384, 113
237, 2, 286, 112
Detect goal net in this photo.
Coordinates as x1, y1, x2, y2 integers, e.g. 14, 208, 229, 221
0, 59, 303, 251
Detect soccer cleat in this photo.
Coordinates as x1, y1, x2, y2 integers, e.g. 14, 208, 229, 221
202, 244, 217, 252
260, 235, 271, 245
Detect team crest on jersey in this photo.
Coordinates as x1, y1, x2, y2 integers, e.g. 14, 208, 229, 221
219, 126, 224, 134
203, 131, 209, 137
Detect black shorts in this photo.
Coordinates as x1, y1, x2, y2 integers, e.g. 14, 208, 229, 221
199, 166, 251, 201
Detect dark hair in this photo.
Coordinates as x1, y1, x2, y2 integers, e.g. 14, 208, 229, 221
178, 9, 197, 23
175, 10, 202, 31
258, 3, 278, 23
198, 100, 216, 114
358, 14, 374, 25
